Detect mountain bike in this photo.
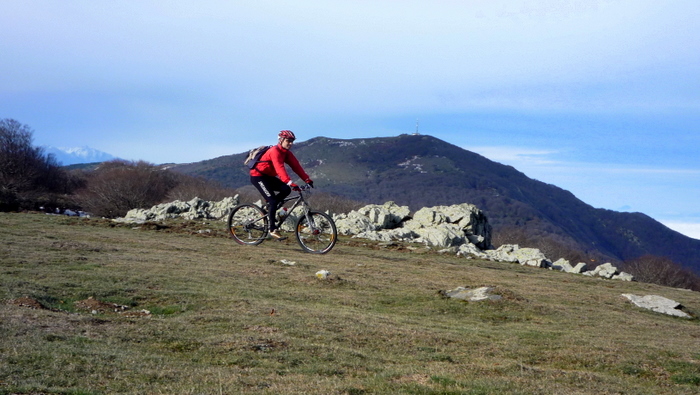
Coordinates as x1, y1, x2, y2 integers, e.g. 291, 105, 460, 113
227, 185, 337, 254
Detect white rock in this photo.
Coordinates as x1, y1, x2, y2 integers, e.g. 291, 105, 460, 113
316, 270, 330, 279
442, 286, 502, 302
551, 258, 573, 272
621, 294, 691, 318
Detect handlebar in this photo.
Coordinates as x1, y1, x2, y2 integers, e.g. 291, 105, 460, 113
295, 184, 313, 192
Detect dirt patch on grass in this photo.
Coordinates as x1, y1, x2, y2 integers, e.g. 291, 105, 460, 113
74, 297, 151, 317
75, 296, 129, 313
246, 325, 279, 333
8, 296, 47, 310
249, 338, 288, 352
391, 373, 431, 385
7, 296, 150, 317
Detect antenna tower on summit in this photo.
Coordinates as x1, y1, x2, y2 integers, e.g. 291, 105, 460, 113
414, 119, 420, 135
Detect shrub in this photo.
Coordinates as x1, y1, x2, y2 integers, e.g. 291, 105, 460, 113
621, 255, 700, 291
492, 225, 606, 265
165, 175, 237, 202
0, 118, 77, 211
76, 160, 179, 218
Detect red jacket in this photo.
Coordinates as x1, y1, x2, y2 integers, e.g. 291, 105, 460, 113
249, 144, 309, 184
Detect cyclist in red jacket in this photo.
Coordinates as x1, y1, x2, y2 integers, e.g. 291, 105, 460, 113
250, 130, 313, 239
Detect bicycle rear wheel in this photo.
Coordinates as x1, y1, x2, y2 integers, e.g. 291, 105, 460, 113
228, 204, 268, 245
295, 211, 337, 254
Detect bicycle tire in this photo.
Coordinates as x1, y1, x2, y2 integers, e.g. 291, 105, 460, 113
295, 211, 337, 254
227, 204, 268, 245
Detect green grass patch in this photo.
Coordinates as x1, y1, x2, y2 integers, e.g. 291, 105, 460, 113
2, 213, 700, 394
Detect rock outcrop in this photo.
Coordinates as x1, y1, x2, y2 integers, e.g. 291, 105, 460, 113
584, 262, 634, 281
334, 201, 410, 236
115, 197, 635, 283
339, 202, 634, 282
334, 201, 492, 250
115, 196, 239, 223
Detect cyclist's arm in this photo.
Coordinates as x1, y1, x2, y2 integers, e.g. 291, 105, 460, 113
285, 152, 310, 182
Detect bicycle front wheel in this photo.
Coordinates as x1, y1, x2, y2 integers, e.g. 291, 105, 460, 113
228, 204, 268, 245
295, 211, 337, 254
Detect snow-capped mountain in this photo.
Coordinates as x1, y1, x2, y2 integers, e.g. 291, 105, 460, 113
44, 146, 116, 166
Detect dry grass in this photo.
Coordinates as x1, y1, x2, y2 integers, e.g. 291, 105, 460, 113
1, 212, 700, 394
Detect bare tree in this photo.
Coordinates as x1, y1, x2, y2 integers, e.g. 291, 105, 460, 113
0, 118, 72, 211
1, 119, 40, 197
622, 255, 700, 291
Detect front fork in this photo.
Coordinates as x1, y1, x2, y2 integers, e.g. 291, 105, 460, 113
303, 211, 321, 235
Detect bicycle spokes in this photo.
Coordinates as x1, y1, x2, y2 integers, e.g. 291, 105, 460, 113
228, 204, 268, 245
295, 211, 337, 254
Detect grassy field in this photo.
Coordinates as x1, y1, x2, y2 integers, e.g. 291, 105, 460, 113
1, 212, 699, 394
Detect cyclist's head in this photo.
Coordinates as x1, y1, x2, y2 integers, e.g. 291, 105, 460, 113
278, 130, 296, 143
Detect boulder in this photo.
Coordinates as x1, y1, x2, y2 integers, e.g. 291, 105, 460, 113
407, 203, 492, 249
483, 245, 550, 268
208, 196, 239, 219
180, 197, 209, 220
513, 248, 550, 268
356, 201, 410, 229
441, 286, 502, 302
354, 228, 417, 243
612, 272, 634, 281
334, 201, 410, 235
341, 201, 492, 250
571, 262, 588, 274
621, 294, 692, 318
551, 258, 573, 272
334, 212, 378, 235
410, 224, 465, 248
581, 262, 634, 281
483, 244, 520, 263
590, 262, 618, 279
457, 243, 490, 260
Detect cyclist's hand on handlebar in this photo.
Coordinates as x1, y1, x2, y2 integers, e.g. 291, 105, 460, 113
305, 179, 314, 188
287, 180, 300, 191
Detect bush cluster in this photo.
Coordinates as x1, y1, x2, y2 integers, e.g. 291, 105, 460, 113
74, 160, 240, 218
621, 255, 700, 291
0, 119, 82, 211
0, 118, 237, 217
493, 224, 700, 291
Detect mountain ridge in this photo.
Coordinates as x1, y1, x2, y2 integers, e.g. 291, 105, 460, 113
170, 134, 700, 273
45, 145, 115, 166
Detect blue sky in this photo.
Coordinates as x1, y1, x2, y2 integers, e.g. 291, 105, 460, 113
2, 1, 699, 239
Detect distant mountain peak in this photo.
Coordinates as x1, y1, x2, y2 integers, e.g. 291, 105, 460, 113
44, 145, 116, 166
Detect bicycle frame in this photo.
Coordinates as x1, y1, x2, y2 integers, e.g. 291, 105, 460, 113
228, 184, 337, 253
276, 185, 312, 229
